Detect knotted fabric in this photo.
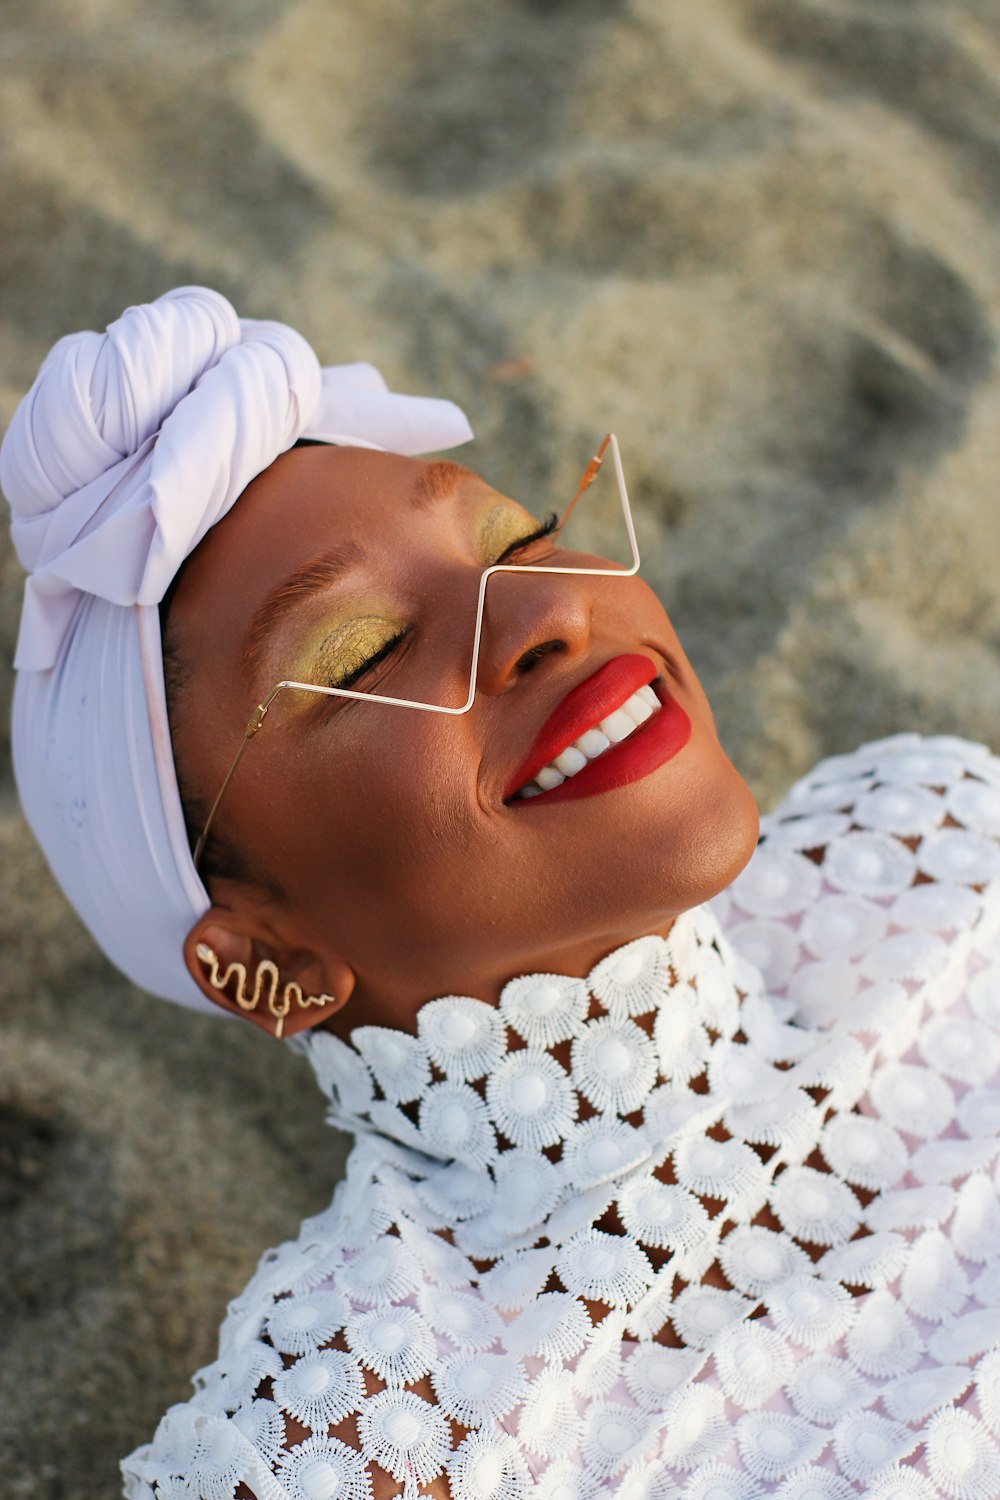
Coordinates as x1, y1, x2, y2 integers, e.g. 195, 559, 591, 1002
2, 286, 473, 1010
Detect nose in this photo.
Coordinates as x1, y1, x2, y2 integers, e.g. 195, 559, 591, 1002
473, 566, 593, 698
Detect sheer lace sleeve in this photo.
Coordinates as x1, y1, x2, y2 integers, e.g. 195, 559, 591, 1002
713, 733, 1000, 1034
121, 1167, 473, 1499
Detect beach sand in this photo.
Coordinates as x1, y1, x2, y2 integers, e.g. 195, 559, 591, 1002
1, 1, 999, 1491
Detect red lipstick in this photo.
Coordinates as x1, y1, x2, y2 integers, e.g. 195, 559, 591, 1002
505, 653, 691, 807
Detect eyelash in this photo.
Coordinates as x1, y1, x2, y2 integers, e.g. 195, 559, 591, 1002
336, 629, 409, 690
336, 511, 562, 691
493, 510, 560, 564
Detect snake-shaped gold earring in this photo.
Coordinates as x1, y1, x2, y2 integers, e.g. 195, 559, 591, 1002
195, 944, 334, 1039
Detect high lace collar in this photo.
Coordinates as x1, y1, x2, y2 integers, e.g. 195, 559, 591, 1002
290, 900, 876, 1332
295, 904, 808, 1176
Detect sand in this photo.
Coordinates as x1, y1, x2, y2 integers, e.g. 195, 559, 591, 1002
1, 1, 999, 1492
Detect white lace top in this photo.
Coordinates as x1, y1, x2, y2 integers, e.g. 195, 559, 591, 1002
121, 734, 1000, 1500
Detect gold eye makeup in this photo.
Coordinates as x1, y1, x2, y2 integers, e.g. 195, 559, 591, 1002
304, 615, 407, 691
477, 501, 545, 566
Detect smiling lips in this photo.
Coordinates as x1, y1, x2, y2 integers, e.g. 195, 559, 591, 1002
505, 653, 692, 806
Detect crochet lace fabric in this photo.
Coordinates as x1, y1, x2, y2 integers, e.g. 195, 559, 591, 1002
122, 734, 1000, 1499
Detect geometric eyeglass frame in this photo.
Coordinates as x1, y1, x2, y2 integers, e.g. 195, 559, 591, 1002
192, 434, 640, 873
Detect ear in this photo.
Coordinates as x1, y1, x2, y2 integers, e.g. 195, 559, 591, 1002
184, 909, 356, 1041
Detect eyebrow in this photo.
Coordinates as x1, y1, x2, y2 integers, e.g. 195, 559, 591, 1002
241, 544, 363, 683
409, 459, 469, 511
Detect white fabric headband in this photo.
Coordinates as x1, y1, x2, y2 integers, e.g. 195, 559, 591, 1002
1, 286, 473, 1011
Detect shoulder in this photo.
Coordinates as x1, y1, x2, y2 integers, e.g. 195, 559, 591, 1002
758, 732, 1000, 890
714, 733, 1000, 1027
764, 732, 1000, 840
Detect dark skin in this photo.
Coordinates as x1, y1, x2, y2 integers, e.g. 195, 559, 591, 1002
170, 444, 760, 1039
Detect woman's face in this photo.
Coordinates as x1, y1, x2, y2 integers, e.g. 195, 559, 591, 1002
169, 445, 758, 1026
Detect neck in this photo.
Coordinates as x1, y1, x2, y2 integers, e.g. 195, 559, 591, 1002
325, 914, 681, 1040
298, 904, 744, 1185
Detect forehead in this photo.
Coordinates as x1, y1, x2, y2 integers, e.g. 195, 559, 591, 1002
185, 443, 487, 580
248, 444, 486, 529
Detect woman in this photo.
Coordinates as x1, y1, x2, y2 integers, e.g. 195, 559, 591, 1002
4, 288, 1000, 1500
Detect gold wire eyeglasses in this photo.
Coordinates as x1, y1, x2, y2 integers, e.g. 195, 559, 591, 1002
192, 434, 641, 874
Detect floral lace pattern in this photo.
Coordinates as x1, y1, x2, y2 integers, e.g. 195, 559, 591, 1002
122, 734, 1000, 1498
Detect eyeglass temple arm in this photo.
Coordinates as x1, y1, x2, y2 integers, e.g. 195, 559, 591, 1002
559, 433, 611, 532
191, 694, 279, 872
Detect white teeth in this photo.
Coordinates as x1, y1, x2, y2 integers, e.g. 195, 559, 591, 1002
513, 683, 663, 801
576, 728, 612, 758
624, 695, 655, 727
554, 745, 588, 777
598, 708, 635, 744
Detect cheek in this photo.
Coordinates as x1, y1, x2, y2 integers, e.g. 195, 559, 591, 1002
599, 579, 714, 716
670, 751, 760, 902
283, 714, 484, 916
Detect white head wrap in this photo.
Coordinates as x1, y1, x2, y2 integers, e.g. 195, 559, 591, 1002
2, 286, 473, 1012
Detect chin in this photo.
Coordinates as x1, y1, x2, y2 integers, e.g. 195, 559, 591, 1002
688, 767, 760, 902
636, 749, 760, 920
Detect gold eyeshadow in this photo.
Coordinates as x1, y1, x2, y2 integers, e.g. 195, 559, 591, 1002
295, 615, 405, 690
476, 501, 540, 566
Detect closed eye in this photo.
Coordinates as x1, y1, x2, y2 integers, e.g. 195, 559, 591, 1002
335, 628, 409, 690
307, 614, 411, 694
492, 511, 560, 565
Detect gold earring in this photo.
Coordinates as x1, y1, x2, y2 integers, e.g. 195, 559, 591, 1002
283, 979, 335, 1013
195, 945, 335, 1040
